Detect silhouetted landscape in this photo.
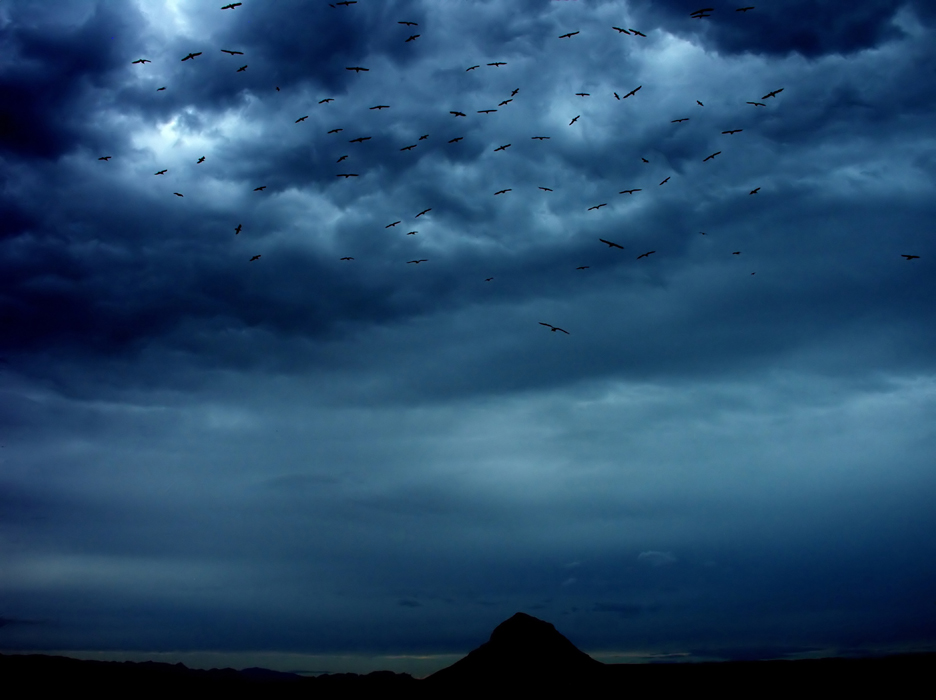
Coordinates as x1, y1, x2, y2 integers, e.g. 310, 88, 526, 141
3, 614, 931, 697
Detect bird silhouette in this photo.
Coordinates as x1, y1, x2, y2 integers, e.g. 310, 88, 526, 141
405, 35, 420, 42
576, 266, 589, 270
575, 93, 590, 97
370, 105, 390, 110
254, 186, 266, 191
703, 151, 721, 161
599, 238, 624, 249
328, 128, 343, 133
570, 115, 580, 125
747, 101, 766, 106
499, 99, 513, 106
466, 65, 480, 71
612, 26, 630, 34
320, 98, 334, 103
448, 137, 463, 143
399, 21, 418, 26
763, 88, 784, 99
400, 144, 417, 151
732, 251, 741, 255
131, 59, 151, 64
494, 189, 511, 195
407, 259, 428, 264
660, 176, 670, 185
250, 254, 261, 261
737, 7, 755, 12
296, 116, 308, 122
98, 156, 111, 161
637, 251, 656, 259
155, 169, 167, 175
416, 208, 431, 217
532, 136, 550, 140
641, 157, 649, 163
750, 187, 760, 194
614, 92, 620, 100
407, 231, 417, 235
540, 323, 570, 334
349, 136, 371, 143
672, 118, 689, 123
236, 65, 247, 72
630, 29, 647, 37
485, 277, 493, 281
623, 86, 642, 98
340, 257, 354, 260
157, 87, 166, 91
511, 88, 520, 96
221, 49, 244, 55
691, 8, 713, 17
620, 189, 641, 194
181, 52, 202, 61
559, 31, 580, 38
494, 144, 511, 152
197, 156, 205, 163
419, 134, 428, 140
174, 192, 183, 197
539, 187, 553, 191
235, 224, 242, 234
346, 66, 369, 72
386, 221, 401, 228
337, 173, 359, 178
488, 62, 506, 67
337, 155, 348, 163
588, 203, 608, 211
478, 109, 497, 114
902, 254, 920, 260
697, 100, 704, 106
450, 111, 467, 117
221, 3, 242, 8
336, 1, 356, 6
722, 129, 743, 134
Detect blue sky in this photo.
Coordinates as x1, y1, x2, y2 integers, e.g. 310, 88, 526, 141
2, 0, 936, 677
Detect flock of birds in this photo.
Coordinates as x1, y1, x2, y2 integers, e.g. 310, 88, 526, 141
102, 3, 921, 336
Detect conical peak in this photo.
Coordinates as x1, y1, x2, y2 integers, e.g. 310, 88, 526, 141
489, 613, 559, 645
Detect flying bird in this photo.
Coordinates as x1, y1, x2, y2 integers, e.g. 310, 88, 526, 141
494, 144, 511, 152
690, 8, 713, 17
400, 144, 417, 151
478, 109, 497, 114
588, 203, 608, 211
559, 31, 580, 38
250, 255, 261, 262
539, 187, 553, 191
416, 208, 431, 217
296, 116, 308, 122
499, 99, 513, 106
98, 156, 111, 161
902, 254, 920, 260
672, 118, 689, 123
485, 277, 493, 281
336, 0, 357, 5
612, 27, 630, 34
466, 65, 480, 71
737, 7, 755, 12
575, 93, 590, 97
349, 136, 371, 143
419, 134, 428, 140
448, 137, 463, 143
599, 238, 624, 249
131, 59, 151, 64
762, 88, 784, 99
641, 157, 649, 163
511, 88, 520, 96
732, 251, 741, 255
221, 3, 242, 8
450, 111, 467, 117
236, 65, 247, 72
370, 105, 390, 110
174, 192, 183, 197
659, 176, 670, 185
749, 187, 760, 194
405, 35, 420, 42
328, 128, 343, 133
722, 129, 743, 134
407, 231, 417, 235
276, 86, 280, 91
157, 87, 166, 91
539, 323, 570, 334
337, 173, 359, 178
319, 98, 334, 103
340, 257, 354, 260
576, 266, 589, 270
346, 66, 369, 72
155, 169, 167, 175
532, 136, 550, 140
630, 29, 647, 37
637, 251, 656, 259
620, 189, 641, 194
407, 259, 428, 264
235, 224, 242, 235
747, 101, 766, 106
197, 156, 205, 163
399, 21, 418, 26
181, 52, 202, 61
254, 186, 266, 191
569, 115, 580, 125
623, 86, 642, 98
221, 49, 243, 55
614, 92, 620, 100
488, 62, 506, 67
697, 100, 704, 106
337, 155, 348, 163
494, 189, 511, 195
703, 151, 721, 161
386, 221, 401, 228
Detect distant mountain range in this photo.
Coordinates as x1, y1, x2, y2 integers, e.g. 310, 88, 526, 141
1, 612, 931, 696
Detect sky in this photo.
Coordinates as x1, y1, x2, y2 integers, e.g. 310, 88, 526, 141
2, 0, 936, 678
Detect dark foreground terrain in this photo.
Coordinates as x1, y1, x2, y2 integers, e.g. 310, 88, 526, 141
3, 614, 932, 698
